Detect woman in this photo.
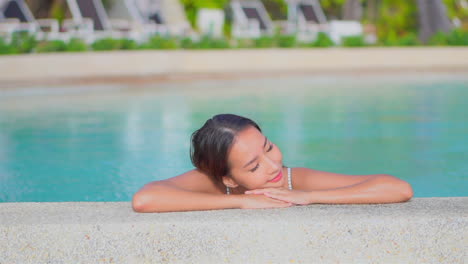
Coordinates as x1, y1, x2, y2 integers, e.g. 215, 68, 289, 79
133, 114, 413, 213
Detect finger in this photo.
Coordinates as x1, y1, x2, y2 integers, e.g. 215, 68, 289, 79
264, 192, 296, 204
245, 189, 268, 194
264, 200, 290, 208
245, 188, 284, 194
268, 197, 290, 204
245, 190, 265, 195
267, 197, 295, 208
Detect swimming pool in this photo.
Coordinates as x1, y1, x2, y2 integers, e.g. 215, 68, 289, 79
0, 73, 467, 202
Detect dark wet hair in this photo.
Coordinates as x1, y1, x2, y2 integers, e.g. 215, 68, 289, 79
190, 114, 261, 185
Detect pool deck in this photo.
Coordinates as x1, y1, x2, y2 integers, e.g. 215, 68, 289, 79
1, 198, 466, 263
1, 47, 468, 89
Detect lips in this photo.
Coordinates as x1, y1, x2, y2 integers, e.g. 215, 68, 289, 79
269, 170, 283, 183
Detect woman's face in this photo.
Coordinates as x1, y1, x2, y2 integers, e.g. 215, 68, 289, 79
224, 126, 284, 191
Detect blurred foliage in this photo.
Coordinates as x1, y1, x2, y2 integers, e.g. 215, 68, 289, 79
139, 36, 179, 50
24, 0, 468, 44
321, 0, 347, 19
341, 35, 367, 47
66, 38, 88, 52
120, 39, 139, 50
235, 38, 254, 48
180, 37, 195, 49
3, 28, 468, 56
375, 0, 418, 44
101, 0, 113, 9
36, 39, 67, 52
0, 35, 90, 54
234, 32, 297, 48
0, 37, 14, 54
254, 36, 276, 48
181, 0, 229, 27
180, 35, 230, 49
194, 36, 230, 49
262, 0, 288, 20
50, 1, 66, 23
308, 32, 335, 47
398, 32, 421, 46
3, 0, 468, 56
91, 38, 138, 51
382, 32, 420, 46
443, 0, 468, 21
223, 21, 232, 38
91, 38, 122, 50
277, 34, 296, 47
9, 32, 38, 54
429, 28, 468, 45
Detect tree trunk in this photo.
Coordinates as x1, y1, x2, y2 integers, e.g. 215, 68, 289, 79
343, 0, 363, 21
366, 0, 379, 23
417, 0, 453, 43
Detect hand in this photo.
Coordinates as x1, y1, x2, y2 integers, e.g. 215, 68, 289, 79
245, 188, 311, 205
239, 194, 293, 209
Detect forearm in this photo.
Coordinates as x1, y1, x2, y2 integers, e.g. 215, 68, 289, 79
132, 185, 240, 213
307, 175, 413, 204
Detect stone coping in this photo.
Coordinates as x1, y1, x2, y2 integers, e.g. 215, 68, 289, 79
1, 47, 468, 88
1, 197, 466, 263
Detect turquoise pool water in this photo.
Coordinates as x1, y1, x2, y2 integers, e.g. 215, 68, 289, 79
0, 73, 467, 202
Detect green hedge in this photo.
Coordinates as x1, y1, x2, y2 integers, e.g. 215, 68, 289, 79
1, 29, 467, 55
35, 38, 89, 53
139, 36, 178, 50
0, 37, 13, 54
429, 29, 468, 46
341, 35, 367, 47
382, 32, 420, 46
66, 38, 88, 52
303, 32, 334, 48
36, 40, 68, 53
8, 32, 37, 54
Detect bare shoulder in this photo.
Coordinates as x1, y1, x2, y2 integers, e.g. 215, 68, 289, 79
291, 167, 376, 191
143, 169, 223, 194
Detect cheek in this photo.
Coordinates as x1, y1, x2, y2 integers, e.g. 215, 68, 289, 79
272, 145, 283, 162
234, 172, 265, 189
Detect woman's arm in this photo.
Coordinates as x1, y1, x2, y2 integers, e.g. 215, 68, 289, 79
247, 168, 414, 204
132, 169, 292, 212
133, 182, 238, 212
307, 174, 413, 204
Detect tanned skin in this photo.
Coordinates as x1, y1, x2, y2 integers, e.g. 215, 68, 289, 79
133, 126, 413, 213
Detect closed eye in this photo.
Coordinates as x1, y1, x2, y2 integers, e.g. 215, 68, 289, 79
266, 143, 273, 152
250, 141, 273, 173
250, 163, 259, 172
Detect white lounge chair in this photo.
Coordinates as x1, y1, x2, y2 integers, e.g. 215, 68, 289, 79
285, 0, 328, 42
328, 20, 363, 44
196, 8, 225, 38
0, 0, 65, 41
108, 0, 168, 41
66, 0, 142, 43
158, 0, 192, 36
130, 0, 192, 37
230, 0, 274, 39
286, 0, 365, 44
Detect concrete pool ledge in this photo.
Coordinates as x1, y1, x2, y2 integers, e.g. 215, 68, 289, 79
1, 198, 466, 263
1, 47, 468, 87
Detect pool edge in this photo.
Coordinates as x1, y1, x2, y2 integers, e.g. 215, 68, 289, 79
1, 197, 466, 263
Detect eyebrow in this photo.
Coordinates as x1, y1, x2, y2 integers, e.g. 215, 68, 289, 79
243, 136, 268, 168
